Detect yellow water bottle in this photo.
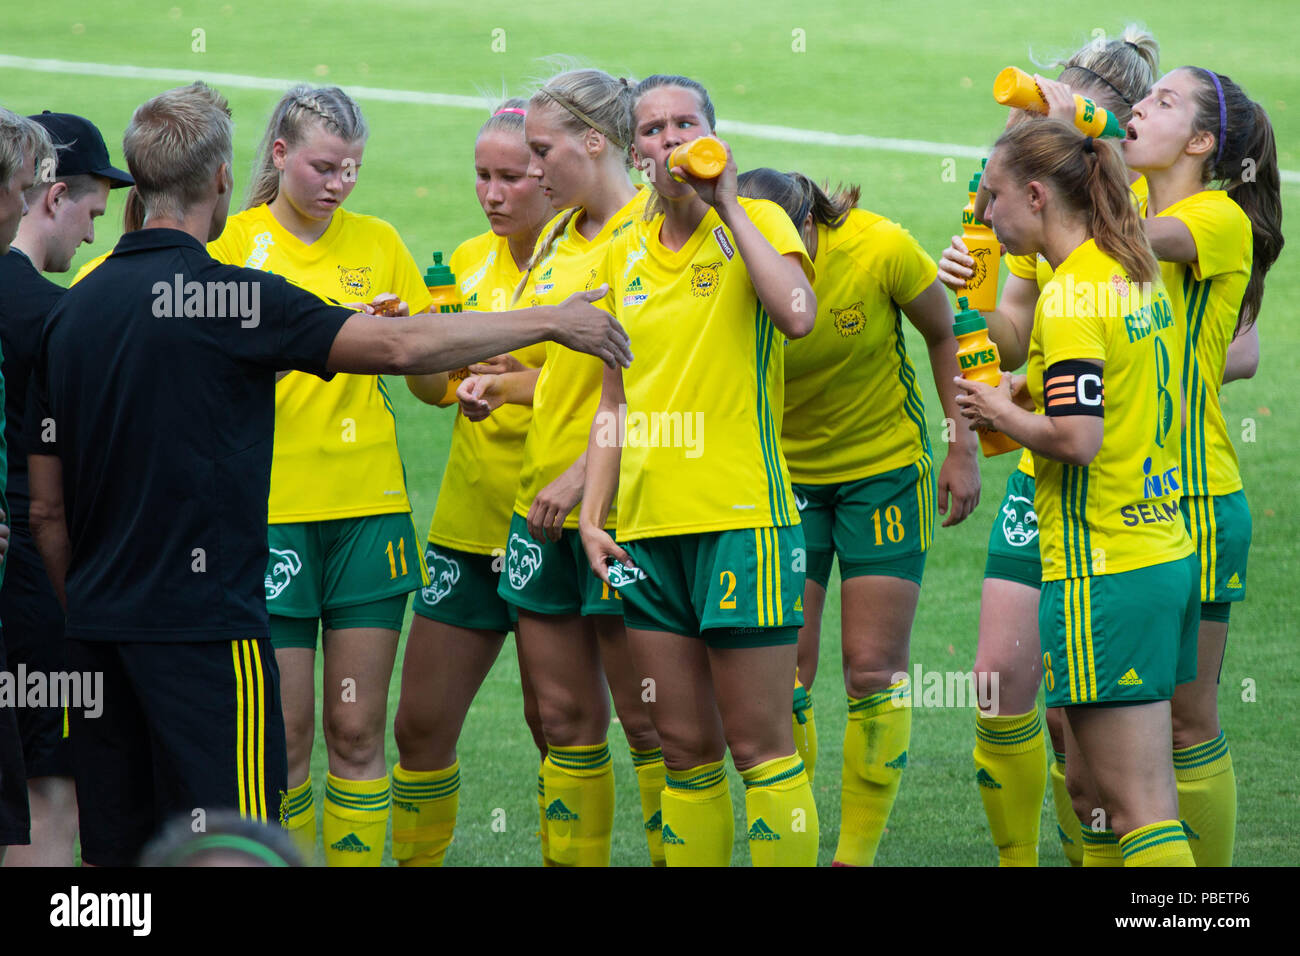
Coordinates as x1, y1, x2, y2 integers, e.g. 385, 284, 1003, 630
668, 136, 727, 182
424, 252, 468, 401
961, 172, 1001, 311
993, 66, 1125, 139
954, 296, 1020, 457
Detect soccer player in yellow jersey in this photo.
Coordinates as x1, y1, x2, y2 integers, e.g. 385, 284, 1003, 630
1124, 67, 1282, 866
208, 86, 434, 867
957, 119, 1197, 867
581, 74, 819, 867
389, 99, 554, 866
476, 70, 663, 867
736, 168, 980, 866
937, 30, 1163, 865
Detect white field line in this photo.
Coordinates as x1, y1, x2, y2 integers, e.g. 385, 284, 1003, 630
2, 53, 1298, 184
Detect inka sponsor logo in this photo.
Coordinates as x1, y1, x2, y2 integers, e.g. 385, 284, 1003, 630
50, 886, 151, 936
622, 238, 648, 284
593, 404, 704, 459
890, 663, 1000, 713
623, 275, 648, 307
243, 230, 274, 270
534, 265, 554, 295
151, 274, 261, 328
711, 225, 734, 260
0, 666, 103, 718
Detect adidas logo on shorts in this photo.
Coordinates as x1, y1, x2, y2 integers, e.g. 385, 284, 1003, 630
1118, 668, 1143, 686
1227, 573, 1242, 589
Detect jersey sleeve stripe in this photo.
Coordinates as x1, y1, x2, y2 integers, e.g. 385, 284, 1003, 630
753, 307, 789, 526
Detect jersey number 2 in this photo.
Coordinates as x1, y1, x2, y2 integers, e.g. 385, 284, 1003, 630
719, 570, 737, 609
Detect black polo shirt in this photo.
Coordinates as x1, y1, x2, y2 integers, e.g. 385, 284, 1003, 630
28, 228, 353, 643
0, 248, 63, 533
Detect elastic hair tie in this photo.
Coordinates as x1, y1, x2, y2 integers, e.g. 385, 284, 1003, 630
1083, 136, 1096, 154
493, 107, 526, 117
1203, 68, 1228, 166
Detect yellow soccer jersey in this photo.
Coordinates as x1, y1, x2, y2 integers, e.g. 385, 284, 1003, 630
428, 232, 547, 554
513, 189, 647, 530
1154, 190, 1251, 497
1007, 176, 1148, 481
782, 209, 936, 484
598, 196, 814, 540
71, 251, 111, 285
1028, 239, 1192, 581
208, 204, 434, 523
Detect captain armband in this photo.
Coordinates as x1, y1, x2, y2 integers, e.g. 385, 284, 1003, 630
1043, 360, 1104, 417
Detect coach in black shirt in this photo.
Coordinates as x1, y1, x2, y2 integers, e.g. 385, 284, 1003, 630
27, 82, 629, 866
0, 110, 132, 868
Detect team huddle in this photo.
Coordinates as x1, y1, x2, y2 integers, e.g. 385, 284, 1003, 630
0, 21, 1280, 868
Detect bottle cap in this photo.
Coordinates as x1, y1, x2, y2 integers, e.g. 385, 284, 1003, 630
953, 295, 989, 336
1096, 108, 1125, 139
968, 172, 982, 192
981, 157, 988, 169
424, 251, 455, 287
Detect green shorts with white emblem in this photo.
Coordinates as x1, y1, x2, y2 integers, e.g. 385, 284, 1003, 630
617, 525, 805, 647
266, 513, 426, 647
983, 469, 1042, 589
414, 542, 518, 633
793, 456, 934, 589
1038, 553, 1199, 708
495, 512, 623, 617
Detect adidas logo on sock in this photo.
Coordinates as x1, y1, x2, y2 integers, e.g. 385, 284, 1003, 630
1057, 824, 1074, 845
748, 818, 781, 842
1181, 819, 1201, 841
884, 750, 908, 770
392, 799, 418, 813
330, 832, 370, 853
545, 799, 579, 822
1118, 668, 1143, 686
645, 810, 662, 833
976, 768, 1002, 790
1227, 572, 1242, 589
661, 824, 685, 845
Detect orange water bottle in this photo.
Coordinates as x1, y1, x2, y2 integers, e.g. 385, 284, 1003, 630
993, 66, 1125, 139
961, 173, 1001, 311
668, 136, 727, 182
424, 252, 462, 314
954, 296, 1020, 457
424, 252, 468, 399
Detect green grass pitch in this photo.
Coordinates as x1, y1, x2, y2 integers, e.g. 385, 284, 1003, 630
2, 0, 1296, 865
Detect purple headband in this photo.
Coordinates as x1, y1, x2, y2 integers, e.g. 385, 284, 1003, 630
1203, 68, 1227, 166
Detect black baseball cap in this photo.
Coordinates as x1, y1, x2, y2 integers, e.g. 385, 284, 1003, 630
29, 111, 133, 188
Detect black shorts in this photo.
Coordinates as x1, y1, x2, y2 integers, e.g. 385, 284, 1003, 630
0, 530, 71, 778
0, 632, 31, 846
67, 638, 288, 866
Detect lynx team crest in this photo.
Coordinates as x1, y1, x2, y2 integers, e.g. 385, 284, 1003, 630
1001, 495, 1038, 548
338, 265, 372, 298
690, 261, 723, 297
265, 548, 302, 599
507, 533, 543, 590
830, 301, 867, 337
422, 548, 462, 605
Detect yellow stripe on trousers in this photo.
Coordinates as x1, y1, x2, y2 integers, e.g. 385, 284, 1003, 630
232, 640, 268, 821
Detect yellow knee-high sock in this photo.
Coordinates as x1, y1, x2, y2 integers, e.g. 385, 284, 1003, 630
834, 677, 912, 867
537, 762, 554, 866
793, 677, 818, 785
973, 709, 1046, 867
1174, 731, 1235, 867
659, 762, 733, 867
323, 773, 390, 867
1080, 827, 1123, 867
741, 753, 819, 867
282, 776, 317, 864
390, 761, 459, 867
543, 742, 615, 867
1120, 819, 1196, 867
1049, 748, 1083, 867
630, 746, 666, 867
